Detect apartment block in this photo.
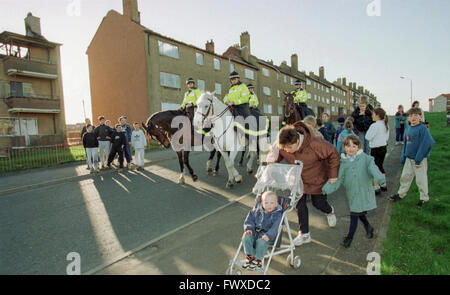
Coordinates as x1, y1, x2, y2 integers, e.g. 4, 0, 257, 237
0, 13, 66, 149
87, 0, 380, 127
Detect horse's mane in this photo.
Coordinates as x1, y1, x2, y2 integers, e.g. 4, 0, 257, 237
147, 109, 183, 125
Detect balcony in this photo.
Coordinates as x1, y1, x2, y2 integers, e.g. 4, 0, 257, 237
2, 56, 58, 80
2, 91, 60, 114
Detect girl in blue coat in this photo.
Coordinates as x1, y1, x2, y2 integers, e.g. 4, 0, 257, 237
243, 191, 283, 269
322, 135, 386, 248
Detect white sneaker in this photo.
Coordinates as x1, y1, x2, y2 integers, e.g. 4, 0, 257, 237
293, 232, 311, 246
326, 206, 336, 227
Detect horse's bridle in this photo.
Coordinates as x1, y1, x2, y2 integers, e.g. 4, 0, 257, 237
197, 97, 229, 126
196, 97, 234, 142
148, 121, 170, 146
284, 95, 295, 118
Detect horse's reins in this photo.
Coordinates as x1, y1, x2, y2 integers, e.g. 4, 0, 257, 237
198, 97, 234, 143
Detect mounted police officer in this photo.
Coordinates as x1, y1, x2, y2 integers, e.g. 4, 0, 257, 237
180, 77, 202, 128
292, 79, 312, 119
223, 71, 251, 120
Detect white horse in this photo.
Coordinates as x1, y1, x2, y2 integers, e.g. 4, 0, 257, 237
193, 92, 269, 188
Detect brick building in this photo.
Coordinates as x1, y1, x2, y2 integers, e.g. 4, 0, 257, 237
87, 0, 380, 126
0, 13, 66, 149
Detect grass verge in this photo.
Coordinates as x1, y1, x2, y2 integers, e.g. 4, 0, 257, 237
381, 112, 450, 274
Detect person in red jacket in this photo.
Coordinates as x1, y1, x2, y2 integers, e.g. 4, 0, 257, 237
266, 122, 340, 246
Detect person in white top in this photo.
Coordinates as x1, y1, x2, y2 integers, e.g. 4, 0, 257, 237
131, 122, 148, 171
365, 108, 390, 194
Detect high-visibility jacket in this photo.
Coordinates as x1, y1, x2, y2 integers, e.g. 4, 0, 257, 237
249, 93, 259, 108
293, 88, 308, 103
223, 83, 250, 105
181, 87, 202, 108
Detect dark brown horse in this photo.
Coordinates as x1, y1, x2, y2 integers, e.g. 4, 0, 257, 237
142, 110, 222, 183
283, 91, 315, 125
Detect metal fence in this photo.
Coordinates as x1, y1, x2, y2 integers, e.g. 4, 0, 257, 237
0, 144, 86, 173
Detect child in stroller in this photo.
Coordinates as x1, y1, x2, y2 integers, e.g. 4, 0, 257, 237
243, 191, 283, 269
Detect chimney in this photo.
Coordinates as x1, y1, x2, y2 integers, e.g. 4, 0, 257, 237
205, 40, 215, 53
240, 31, 251, 62
123, 0, 140, 24
319, 66, 325, 79
291, 54, 298, 72
343, 77, 347, 86
25, 12, 42, 38
337, 78, 342, 85
309, 71, 315, 77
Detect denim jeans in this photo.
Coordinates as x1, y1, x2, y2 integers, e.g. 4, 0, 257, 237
243, 233, 270, 260
358, 131, 371, 155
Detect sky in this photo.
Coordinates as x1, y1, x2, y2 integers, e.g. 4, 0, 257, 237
1, 0, 449, 124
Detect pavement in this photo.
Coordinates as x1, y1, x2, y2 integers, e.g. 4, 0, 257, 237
0, 118, 404, 275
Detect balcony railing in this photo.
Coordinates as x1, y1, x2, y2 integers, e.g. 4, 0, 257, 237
2, 56, 58, 79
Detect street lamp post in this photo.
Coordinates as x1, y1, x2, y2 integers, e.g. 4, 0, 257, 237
400, 76, 413, 106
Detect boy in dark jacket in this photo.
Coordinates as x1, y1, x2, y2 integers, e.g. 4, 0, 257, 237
351, 96, 373, 154
321, 113, 336, 144
94, 116, 113, 169
82, 124, 99, 173
107, 124, 126, 169
243, 191, 283, 269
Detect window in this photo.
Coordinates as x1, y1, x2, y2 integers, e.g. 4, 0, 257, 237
196, 53, 204, 65
284, 75, 287, 83
160, 72, 180, 88
276, 72, 280, 80
278, 106, 283, 115
158, 41, 179, 59
197, 79, 205, 91
262, 68, 270, 77
290, 77, 294, 85
314, 94, 317, 101
307, 79, 311, 85
9, 82, 35, 98
214, 58, 220, 70
161, 102, 180, 111
331, 86, 334, 91
331, 106, 335, 112
307, 93, 312, 99
313, 82, 316, 88
215, 83, 222, 95
229, 63, 235, 73
326, 98, 330, 104
331, 96, 334, 102
264, 104, 272, 114
326, 88, 329, 93
263, 86, 271, 96
277, 90, 281, 98
244, 69, 254, 80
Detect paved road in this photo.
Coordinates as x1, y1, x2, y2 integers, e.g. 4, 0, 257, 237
0, 118, 403, 275
0, 150, 254, 274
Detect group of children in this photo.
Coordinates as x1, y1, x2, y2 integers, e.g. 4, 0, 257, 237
242, 97, 435, 267
81, 115, 148, 173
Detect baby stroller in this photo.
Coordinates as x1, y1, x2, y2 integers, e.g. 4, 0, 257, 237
227, 161, 304, 275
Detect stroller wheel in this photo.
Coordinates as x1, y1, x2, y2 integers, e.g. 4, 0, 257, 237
287, 254, 302, 269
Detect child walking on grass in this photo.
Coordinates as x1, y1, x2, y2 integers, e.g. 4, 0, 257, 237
322, 135, 386, 248
389, 107, 435, 208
